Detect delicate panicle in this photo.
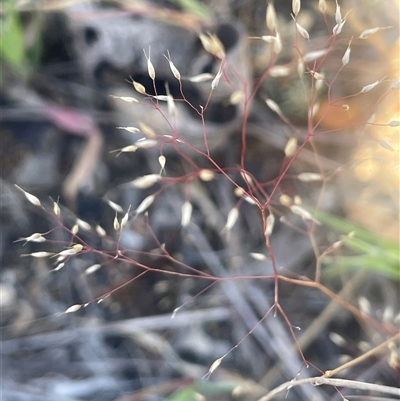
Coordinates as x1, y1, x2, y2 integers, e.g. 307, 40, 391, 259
292, 15, 309, 39
342, 40, 352, 65
15, 185, 41, 206
120, 206, 131, 230
14, 233, 46, 245
199, 169, 215, 181
361, 79, 382, 93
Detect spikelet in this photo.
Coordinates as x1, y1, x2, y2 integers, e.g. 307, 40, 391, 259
165, 51, 181, 80
144, 48, 155, 80
15, 185, 41, 206
181, 201, 192, 227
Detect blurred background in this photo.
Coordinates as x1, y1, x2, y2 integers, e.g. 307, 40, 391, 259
1, 0, 399, 400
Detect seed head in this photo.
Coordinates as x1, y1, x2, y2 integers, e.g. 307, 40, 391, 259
85, 264, 101, 275
211, 65, 224, 90
135, 195, 155, 215
265, 213, 275, 237
165, 51, 181, 80
65, 304, 82, 313
225, 207, 239, 230
318, 0, 327, 13
132, 80, 146, 94
144, 49, 156, 80
297, 172, 323, 182
199, 33, 225, 59
187, 73, 214, 83
292, 0, 301, 16
109, 95, 139, 103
